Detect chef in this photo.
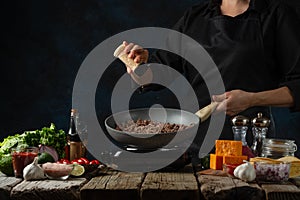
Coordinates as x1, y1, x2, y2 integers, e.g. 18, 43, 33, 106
118, 0, 300, 159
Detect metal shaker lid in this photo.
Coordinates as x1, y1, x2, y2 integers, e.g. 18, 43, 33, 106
231, 115, 249, 126
251, 113, 270, 127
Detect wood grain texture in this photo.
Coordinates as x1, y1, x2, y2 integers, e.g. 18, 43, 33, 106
10, 178, 86, 200
0, 173, 22, 200
290, 177, 300, 188
261, 183, 300, 200
197, 174, 264, 200
81, 170, 144, 200
140, 172, 199, 200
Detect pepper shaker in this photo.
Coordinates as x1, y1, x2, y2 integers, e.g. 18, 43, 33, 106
251, 113, 270, 157
231, 115, 249, 145
231, 115, 254, 158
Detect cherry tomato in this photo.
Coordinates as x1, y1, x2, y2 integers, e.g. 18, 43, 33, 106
89, 159, 100, 165
224, 163, 240, 176
57, 158, 70, 164
80, 157, 90, 164
71, 158, 85, 165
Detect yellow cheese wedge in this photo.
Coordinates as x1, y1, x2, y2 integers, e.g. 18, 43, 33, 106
223, 155, 248, 165
215, 140, 243, 156
210, 154, 223, 170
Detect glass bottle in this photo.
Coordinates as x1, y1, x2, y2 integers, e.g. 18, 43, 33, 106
67, 109, 84, 161
231, 115, 255, 159
251, 113, 270, 157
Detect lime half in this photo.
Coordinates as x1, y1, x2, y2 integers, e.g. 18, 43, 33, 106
71, 164, 85, 176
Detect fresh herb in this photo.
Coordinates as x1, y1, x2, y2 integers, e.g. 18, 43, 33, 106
0, 123, 66, 158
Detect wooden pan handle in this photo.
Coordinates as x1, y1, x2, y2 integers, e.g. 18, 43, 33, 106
195, 102, 219, 122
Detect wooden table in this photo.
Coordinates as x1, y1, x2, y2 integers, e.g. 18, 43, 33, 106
1, 166, 300, 200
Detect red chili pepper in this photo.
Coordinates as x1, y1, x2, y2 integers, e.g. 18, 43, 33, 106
89, 160, 100, 165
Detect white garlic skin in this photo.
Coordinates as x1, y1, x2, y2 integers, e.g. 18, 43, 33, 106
233, 162, 256, 182
23, 157, 46, 181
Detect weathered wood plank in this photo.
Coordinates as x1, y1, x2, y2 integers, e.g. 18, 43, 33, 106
81, 170, 144, 200
290, 177, 300, 188
141, 171, 199, 200
10, 178, 86, 200
261, 183, 300, 200
0, 173, 22, 200
197, 174, 264, 200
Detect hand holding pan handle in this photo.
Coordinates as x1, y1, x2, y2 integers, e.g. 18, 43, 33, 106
195, 102, 219, 123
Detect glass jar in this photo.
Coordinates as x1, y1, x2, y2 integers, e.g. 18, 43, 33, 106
261, 138, 297, 159
11, 147, 39, 178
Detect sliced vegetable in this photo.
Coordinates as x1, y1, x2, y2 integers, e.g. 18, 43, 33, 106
71, 164, 85, 176
39, 145, 58, 162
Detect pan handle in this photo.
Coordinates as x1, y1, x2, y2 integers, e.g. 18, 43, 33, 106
195, 102, 219, 122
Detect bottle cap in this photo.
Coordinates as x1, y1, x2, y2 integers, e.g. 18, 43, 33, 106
251, 113, 270, 127
231, 115, 249, 126
71, 109, 78, 117
71, 109, 78, 113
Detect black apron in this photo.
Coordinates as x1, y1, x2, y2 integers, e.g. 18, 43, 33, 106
188, 10, 275, 159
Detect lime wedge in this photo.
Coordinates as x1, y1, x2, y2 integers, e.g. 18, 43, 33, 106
71, 164, 85, 176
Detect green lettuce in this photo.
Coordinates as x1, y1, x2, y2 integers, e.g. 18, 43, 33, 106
0, 123, 66, 158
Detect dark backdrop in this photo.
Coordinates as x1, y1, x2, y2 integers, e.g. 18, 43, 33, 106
1, 0, 300, 156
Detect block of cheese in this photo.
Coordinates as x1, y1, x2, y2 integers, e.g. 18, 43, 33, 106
210, 154, 223, 170
223, 155, 248, 165
215, 140, 243, 156
277, 156, 300, 178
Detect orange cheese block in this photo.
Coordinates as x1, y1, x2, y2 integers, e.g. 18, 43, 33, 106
223, 155, 248, 165
210, 154, 223, 170
215, 140, 242, 156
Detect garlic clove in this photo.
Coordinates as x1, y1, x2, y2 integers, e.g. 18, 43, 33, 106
23, 157, 46, 181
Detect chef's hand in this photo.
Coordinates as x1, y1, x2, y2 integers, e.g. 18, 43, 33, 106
212, 90, 253, 116
122, 41, 149, 74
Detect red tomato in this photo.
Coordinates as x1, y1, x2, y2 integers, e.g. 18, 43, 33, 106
89, 160, 100, 165
57, 159, 70, 164
71, 158, 85, 165
224, 163, 240, 176
80, 157, 90, 164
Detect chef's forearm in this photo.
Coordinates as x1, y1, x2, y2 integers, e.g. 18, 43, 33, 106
250, 87, 294, 108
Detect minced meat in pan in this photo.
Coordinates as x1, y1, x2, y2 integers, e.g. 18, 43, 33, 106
115, 119, 194, 134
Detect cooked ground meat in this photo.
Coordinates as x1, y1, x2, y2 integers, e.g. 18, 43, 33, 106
115, 119, 194, 133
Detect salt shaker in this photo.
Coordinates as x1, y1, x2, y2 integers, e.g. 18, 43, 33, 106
251, 113, 270, 157
231, 115, 254, 158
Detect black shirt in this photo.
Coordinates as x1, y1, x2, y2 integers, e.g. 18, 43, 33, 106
147, 0, 300, 112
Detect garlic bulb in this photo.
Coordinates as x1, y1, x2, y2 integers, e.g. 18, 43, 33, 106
23, 157, 46, 180
233, 161, 256, 182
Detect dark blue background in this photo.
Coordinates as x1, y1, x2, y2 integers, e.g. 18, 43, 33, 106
1, 0, 300, 156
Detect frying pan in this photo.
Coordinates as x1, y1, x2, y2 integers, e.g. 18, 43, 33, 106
105, 102, 218, 150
